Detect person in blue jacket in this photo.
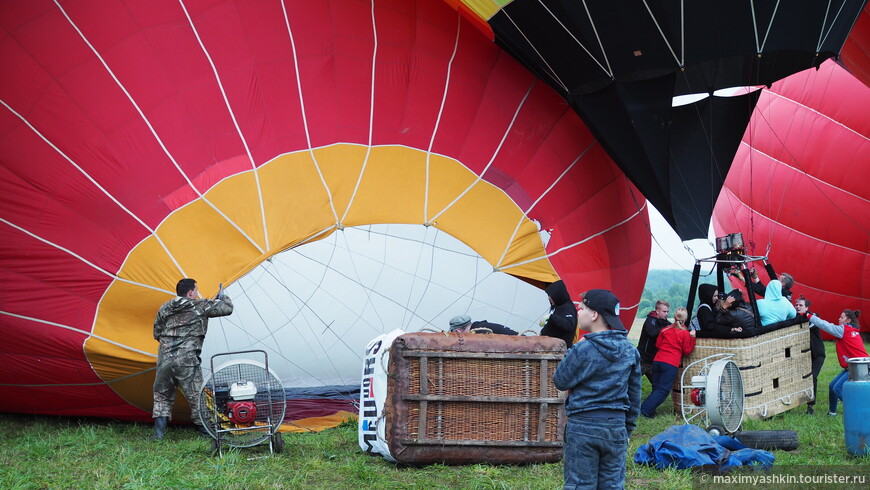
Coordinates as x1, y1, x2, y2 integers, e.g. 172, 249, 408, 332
756, 279, 796, 325
554, 289, 641, 490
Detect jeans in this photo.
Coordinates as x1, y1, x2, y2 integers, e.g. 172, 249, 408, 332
640, 361, 678, 417
829, 369, 849, 413
563, 416, 628, 490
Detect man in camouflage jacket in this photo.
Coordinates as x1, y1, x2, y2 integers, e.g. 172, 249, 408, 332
151, 278, 233, 440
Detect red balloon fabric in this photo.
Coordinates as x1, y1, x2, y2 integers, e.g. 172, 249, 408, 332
840, 3, 870, 87
0, 0, 650, 422
714, 60, 869, 331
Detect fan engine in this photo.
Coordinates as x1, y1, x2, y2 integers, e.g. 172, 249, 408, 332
226, 381, 258, 424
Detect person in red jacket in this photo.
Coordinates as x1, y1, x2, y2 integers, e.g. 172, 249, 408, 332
640, 307, 696, 417
807, 309, 867, 416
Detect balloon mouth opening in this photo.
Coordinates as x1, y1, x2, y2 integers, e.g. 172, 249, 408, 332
202, 223, 551, 389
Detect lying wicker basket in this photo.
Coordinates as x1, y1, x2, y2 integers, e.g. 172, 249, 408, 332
384, 332, 567, 464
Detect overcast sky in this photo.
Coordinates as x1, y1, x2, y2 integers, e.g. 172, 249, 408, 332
647, 204, 716, 272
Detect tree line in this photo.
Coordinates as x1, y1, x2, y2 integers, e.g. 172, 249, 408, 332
635, 269, 715, 319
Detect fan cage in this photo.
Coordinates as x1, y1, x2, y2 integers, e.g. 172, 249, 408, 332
706, 360, 744, 433
198, 359, 286, 448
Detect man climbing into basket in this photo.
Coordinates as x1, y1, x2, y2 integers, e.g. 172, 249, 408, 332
151, 278, 234, 440
731, 267, 795, 300
553, 289, 641, 489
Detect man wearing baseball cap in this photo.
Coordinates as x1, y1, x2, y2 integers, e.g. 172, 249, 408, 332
553, 289, 641, 489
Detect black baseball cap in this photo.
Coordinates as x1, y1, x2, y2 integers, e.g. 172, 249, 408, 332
582, 289, 625, 331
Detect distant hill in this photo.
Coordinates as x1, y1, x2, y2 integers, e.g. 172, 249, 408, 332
636, 269, 717, 320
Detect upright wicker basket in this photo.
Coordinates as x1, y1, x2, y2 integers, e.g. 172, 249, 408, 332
675, 323, 813, 420
384, 332, 567, 464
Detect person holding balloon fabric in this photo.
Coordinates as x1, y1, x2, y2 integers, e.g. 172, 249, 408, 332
151, 278, 233, 440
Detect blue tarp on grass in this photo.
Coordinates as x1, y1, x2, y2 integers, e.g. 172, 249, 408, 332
634, 425, 775, 470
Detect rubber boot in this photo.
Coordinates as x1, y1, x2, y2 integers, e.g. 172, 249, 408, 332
151, 416, 168, 441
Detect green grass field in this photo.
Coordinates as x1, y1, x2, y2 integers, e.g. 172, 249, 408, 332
1, 341, 867, 489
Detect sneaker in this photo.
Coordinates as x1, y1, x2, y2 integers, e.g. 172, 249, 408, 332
827, 411, 837, 416
806, 406, 814, 415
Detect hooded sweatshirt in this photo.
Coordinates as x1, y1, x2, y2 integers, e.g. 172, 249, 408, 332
553, 329, 641, 434
541, 280, 578, 347
695, 284, 718, 329
756, 280, 796, 326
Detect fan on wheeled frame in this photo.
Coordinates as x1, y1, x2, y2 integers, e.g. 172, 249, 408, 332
198, 350, 286, 457
680, 353, 744, 436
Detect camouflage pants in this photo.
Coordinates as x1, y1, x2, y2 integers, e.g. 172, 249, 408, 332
152, 359, 203, 425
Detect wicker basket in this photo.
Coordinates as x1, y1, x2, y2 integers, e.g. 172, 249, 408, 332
675, 323, 813, 420
384, 332, 567, 464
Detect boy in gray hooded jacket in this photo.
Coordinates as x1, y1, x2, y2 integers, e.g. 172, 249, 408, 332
554, 289, 641, 489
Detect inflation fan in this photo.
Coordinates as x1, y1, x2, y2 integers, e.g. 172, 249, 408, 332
198, 350, 286, 457
680, 354, 744, 436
